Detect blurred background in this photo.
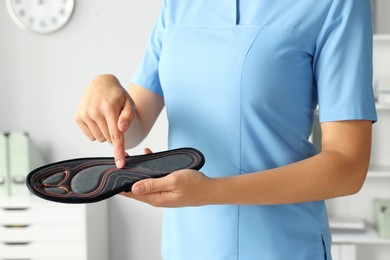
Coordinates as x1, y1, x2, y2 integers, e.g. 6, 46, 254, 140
0, 1, 390, 260
0, 1, 166, 260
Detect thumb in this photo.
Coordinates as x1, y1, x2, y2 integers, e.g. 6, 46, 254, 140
118, 95, 135, 132
132, 177, 170, 195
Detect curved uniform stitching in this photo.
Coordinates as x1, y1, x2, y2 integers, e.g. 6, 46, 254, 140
239, 27, 262, 174
261, 26, 316, 38
168, 22, 317, 39
314, 0, 336, 40
313, 0, 336, 71
236, 27, 262, 260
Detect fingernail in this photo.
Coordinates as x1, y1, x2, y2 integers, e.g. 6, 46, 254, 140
133, 185, 144, 194
116, 159, 123, 168
120, 121, 129, 131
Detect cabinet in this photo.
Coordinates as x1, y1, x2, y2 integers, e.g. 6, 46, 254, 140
0, 196, 108, 260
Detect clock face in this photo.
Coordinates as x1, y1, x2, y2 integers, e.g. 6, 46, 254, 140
6, 0, 75, 34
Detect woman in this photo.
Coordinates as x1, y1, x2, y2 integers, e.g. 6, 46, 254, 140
76, 1, 377, 259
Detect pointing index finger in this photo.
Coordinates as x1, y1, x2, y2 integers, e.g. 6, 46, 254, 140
106, 114, 126, 168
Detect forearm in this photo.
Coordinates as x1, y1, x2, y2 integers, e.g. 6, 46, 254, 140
123, 113, 146, 149
207, 149, 369, 206
125, 120, 372, 208
124, 84, 164, 149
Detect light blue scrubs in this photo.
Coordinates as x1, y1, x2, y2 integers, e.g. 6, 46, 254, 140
132, 1, 377, 259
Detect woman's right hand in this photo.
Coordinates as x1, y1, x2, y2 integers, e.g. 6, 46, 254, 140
75, 74, 135, 168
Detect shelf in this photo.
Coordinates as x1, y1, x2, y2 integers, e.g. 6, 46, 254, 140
332, 225, 390, 245
374, 34, 390, 42
375, 103, 390, 111
0, 196, 108, 260
313, 103, 390, 112
367, 165, 390, 178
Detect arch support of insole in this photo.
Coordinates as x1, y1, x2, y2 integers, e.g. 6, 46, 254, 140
26, 148, 205, 204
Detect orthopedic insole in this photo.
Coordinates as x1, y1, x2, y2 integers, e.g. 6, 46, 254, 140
26, 148, 205, 204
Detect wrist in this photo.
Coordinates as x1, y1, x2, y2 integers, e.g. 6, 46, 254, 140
203, 176, 234, 205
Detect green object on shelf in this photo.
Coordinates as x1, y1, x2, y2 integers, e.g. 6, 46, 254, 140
374, 198, 390, 238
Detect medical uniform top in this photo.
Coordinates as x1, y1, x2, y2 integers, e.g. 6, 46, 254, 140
132, 0, 377, 259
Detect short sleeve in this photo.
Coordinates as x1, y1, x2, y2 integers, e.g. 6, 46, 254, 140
131, 2, 166, 96
313, 0, 377, 123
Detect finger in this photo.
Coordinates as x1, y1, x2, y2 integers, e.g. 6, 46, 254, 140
144, 148, 153, 154
75, 111, 97, 141
118, 96, 135, 132
84, 119, 106, 142
76, 108, 108, 142
106, 112, 126, 168
120, 191, 166, 207
112, 131, 125, 168
93, 116, 111, 143
132, 175, 174, 195
75, 118, 96, 141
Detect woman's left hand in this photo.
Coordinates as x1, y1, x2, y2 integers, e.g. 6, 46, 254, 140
121, 169, 212, 208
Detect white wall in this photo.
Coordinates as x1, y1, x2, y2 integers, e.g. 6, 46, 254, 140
2, 2, 390, 260
0, 1, 166, 260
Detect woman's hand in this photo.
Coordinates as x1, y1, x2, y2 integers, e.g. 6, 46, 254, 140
75, 74, 135, 168
121, 168, 213, 208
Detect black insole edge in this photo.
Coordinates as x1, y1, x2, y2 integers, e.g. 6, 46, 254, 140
26, 148, 205, 204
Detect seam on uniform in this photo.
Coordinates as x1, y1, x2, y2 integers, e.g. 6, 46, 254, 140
313, 201, 328, 260
167, 22, 256, 30
236, 27, 262, 260
236, 205, 240, 260
239, 27, 262, 174
260, 26, 317, 38
312, 0, 335, 69
314, 0, 336, 40
167, 22, 317, 39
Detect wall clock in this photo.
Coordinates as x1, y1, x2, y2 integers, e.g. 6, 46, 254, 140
5, 0, 75, 34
